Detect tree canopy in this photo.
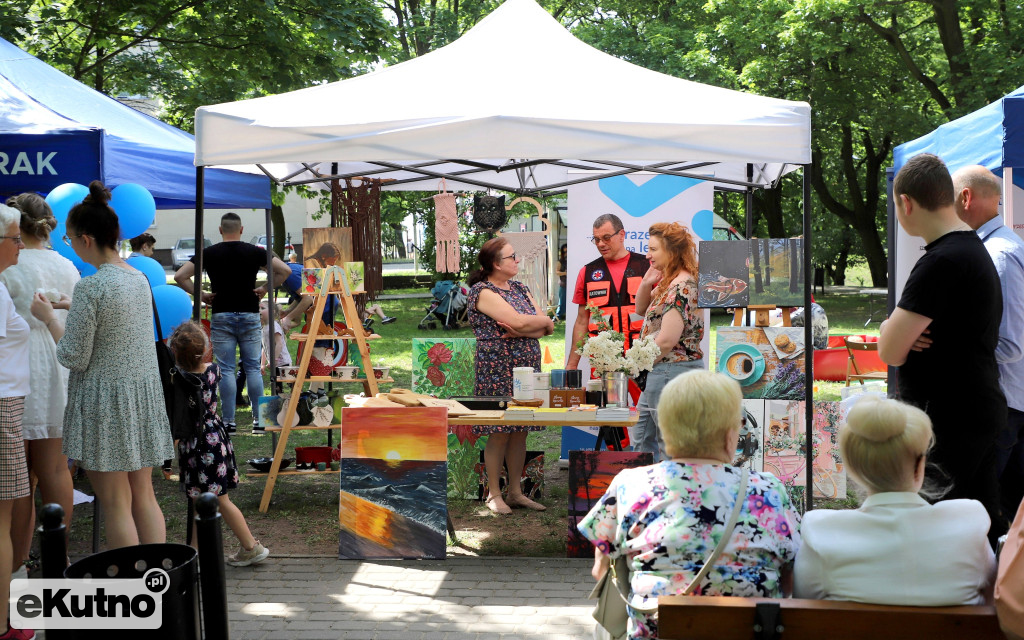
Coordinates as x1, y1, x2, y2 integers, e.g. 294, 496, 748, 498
8, 0, 1024, 285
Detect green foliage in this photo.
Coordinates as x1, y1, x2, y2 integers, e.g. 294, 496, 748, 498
446, 433, 487, 499
12, 0, 392, 130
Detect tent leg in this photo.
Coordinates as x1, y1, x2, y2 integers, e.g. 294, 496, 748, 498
265, 207, 277, 396
803, 165, 813, 512
193, 167, 205, 320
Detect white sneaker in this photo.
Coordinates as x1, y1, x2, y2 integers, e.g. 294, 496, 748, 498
11, 564, 26, 581
226, 541, 269, 567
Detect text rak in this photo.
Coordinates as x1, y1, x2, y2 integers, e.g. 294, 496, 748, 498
0, 152, 58, 175
10, 568, 169, 630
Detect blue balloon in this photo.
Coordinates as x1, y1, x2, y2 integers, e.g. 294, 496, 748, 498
44, 183, 88, 222
126, 255, 166, 288
152, 284, 192, 339
110, 184, 156, 240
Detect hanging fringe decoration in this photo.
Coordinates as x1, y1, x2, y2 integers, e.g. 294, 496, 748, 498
433, 180, 460, 273
502, 231, 549, 312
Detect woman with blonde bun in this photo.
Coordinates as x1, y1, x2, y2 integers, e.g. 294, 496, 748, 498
794, 396, 995, 605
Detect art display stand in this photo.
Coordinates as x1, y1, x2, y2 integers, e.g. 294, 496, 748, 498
732, 305, 792, 328
254, 266, 391, 513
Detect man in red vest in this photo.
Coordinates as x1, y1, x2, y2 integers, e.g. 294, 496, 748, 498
566, 213, 650, 370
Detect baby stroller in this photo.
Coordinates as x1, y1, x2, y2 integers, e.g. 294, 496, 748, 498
418, 280, 469, 330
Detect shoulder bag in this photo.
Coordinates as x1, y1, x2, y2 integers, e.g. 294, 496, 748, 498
589, 467, 749, 640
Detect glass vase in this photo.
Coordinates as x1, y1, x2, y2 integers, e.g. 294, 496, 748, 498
603, 372, 629, 408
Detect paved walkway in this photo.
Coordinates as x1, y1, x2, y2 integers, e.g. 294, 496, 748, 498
226, 556, 597, 639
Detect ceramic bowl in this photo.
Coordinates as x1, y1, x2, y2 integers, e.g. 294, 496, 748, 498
247, 457, 292, 473
333, 366, 359, 380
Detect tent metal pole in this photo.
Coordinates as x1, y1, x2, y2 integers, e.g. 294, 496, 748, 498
886, 168, 897, 393
803, 164, 814, 512
265, 206, 276, 396
745, 164, 754, 238
193, 167, 205, 321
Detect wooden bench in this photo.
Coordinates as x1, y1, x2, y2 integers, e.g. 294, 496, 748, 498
658, 595, 1003, 640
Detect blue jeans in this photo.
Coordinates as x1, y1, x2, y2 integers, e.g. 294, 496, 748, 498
210, 312, 264, 424
633, 359, 705, 460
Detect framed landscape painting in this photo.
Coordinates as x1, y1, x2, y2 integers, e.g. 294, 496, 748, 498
339, 407, 448, 559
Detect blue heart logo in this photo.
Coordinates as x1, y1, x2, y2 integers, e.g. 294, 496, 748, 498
598, 174, 704, 217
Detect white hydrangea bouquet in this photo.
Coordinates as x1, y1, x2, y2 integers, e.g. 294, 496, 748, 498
577, 304, 661, 376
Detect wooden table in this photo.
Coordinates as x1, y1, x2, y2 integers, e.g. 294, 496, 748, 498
446, 411, 638, 428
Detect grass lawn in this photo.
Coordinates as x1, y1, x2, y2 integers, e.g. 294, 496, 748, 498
64, 288, 877, 558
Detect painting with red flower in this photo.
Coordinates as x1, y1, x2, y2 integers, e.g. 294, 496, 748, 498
412, 338, 476, 398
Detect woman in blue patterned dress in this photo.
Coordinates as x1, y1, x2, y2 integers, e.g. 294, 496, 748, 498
30, 181, 173, 550
169, 321, 268, 566
467, 237, 554, 515
578, 370, 802, 640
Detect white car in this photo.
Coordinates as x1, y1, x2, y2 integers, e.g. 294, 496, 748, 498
171, 237, 212, 270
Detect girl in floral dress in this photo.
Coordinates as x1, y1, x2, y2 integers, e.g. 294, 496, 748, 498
467, 237, 555, 514
169, 321, 269, 567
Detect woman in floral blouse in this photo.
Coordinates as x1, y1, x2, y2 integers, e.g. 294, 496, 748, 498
632, 222, 704, 459
578, 370, 801, 640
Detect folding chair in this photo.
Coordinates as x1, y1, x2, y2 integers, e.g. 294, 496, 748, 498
844, 336, 888, 387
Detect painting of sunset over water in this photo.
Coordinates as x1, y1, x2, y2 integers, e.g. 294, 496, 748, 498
339, 407, 448, 559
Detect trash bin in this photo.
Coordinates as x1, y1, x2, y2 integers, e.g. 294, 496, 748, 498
64, 543, 200, 640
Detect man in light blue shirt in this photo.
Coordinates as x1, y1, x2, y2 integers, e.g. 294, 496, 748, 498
954, 165, 1024, 514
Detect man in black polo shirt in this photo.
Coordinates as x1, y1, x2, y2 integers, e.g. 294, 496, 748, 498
880, 153, 1006, 539
175, 212, 292, 432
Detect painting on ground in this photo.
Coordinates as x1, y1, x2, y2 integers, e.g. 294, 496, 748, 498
748, 238, 804, 307
302, 227, 352, 269
716, 326, 805, 399
566, 451, 653, 558
411, 338, 477, 398
737, 400, 765, 472
339, 407, 448, 559
761, 400, 846, 512
697, 240, 750, 308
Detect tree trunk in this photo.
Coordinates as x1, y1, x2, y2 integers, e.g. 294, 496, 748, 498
271, 204, 286, 259
789, 239, 799, 294
762, 239, 771, 287
751, 240, 763, 293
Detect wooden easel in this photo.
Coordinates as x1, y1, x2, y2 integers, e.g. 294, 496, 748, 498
255, 266, 387, 512
732, 305, 792, 328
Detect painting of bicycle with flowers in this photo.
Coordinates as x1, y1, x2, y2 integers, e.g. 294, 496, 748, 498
411, 338, 477, 398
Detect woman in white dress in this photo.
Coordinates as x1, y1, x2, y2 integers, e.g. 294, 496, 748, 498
0, 193, 78, 573
31, 181, 172, 549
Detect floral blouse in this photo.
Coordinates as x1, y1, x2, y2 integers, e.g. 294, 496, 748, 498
640, 276, 703, 363
577, 461, 802, 640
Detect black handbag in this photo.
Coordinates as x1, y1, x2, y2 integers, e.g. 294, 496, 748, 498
633, 370, 649, 393
151, 294, 176, 422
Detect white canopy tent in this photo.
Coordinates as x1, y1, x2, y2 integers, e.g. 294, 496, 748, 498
194, 0, 810, 194
191, 0, 821, 507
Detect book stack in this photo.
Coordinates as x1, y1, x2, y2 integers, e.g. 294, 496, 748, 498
596, 406, 631, 422
504, 407, 536, 421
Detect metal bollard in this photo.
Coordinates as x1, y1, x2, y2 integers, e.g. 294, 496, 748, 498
39, 503, 71, 640
195, 492, 229, 640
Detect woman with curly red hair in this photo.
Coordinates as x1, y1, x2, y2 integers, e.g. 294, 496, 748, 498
632, 222, 705, 459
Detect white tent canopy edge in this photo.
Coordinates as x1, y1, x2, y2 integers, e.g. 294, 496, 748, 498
193, 0, 811, 193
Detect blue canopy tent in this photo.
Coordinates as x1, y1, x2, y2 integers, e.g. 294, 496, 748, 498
0, 37, 271, 209
890, 85, 1024, 303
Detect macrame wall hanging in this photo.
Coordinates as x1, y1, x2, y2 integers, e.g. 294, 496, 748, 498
500, 196, 550, 312
433, 180, 460, 274
331, 177, 383, 317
